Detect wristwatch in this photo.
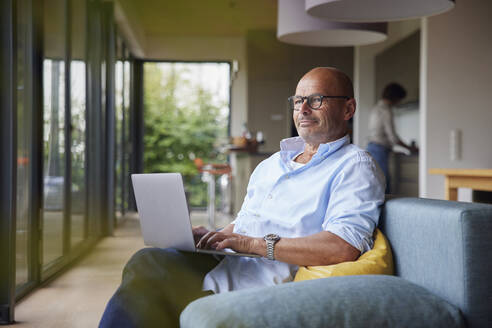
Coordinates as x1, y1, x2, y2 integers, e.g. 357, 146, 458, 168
263, 233, 281, 260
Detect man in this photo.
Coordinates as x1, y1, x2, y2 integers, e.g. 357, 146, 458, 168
99, 67, 385, 327
366, 83, 418, 193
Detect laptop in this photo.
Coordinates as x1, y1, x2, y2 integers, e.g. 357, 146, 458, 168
131, 173, 259, 258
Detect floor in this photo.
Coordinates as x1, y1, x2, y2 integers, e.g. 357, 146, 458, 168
10, 210, 232, 328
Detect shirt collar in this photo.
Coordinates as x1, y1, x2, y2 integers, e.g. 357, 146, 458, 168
280, 134, 350, 162
377, 99, 391, 109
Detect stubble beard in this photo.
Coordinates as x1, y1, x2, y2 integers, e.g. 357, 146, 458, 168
297, 121, 346, 145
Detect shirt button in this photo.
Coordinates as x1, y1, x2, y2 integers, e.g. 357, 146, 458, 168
267, 194, 273, 199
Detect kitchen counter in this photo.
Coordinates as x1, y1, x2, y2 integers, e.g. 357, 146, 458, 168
389, 152, 419, 196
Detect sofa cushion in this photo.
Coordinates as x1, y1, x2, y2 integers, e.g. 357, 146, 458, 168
181, 275, 465, 328
294, 228, 393, 281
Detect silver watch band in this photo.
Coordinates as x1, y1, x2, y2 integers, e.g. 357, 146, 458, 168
266, 240, 275, 260
264, 234, 280, 260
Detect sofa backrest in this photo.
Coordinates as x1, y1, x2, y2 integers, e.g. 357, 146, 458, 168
379, 197, 492, 328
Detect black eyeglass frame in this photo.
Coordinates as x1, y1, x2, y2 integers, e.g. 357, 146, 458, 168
288, 93, 351, 110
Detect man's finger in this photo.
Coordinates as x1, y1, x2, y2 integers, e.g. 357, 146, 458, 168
197, 231, 216, 248
192, 226, 209, 241
217, 236, 256, 254
216, 237, 237, 251
204, 232, 228, 249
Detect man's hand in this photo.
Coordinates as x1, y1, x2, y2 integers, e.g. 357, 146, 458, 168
192, 226, 210, 245
196, 231, 264, 256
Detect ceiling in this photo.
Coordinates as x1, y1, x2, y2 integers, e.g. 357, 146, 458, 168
124, 0, 278, 38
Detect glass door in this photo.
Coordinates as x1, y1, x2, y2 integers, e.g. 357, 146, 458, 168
42, 0, 67, 267
114, 35, 124, 221
114, 38, 132, 221
70, 0, 88, 248
15, 0, 33, 291
123, 47, 131, 213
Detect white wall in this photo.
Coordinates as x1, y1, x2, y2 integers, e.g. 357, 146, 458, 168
144, 35, 248, 138
353, 20, 420, 148
421, 0, 492, 199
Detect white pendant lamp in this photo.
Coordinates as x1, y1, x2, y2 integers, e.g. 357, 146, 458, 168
277, 0, 387, 47
306, 0, 455, 22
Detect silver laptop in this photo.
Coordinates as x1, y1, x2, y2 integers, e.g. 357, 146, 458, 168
131, 173, 259, 258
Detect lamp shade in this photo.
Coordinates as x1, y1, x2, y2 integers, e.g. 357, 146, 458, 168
277, 0, 387, 47
306, 0, 455, 22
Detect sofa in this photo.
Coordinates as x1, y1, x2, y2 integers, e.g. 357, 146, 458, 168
180, 197, 492, 327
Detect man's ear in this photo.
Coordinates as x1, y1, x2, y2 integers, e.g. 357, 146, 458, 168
344, 98, 356, 120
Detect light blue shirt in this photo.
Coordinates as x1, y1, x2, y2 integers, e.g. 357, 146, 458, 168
202, 135, 385, 293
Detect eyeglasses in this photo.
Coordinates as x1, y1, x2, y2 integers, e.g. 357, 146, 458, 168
288, 93, 350, 111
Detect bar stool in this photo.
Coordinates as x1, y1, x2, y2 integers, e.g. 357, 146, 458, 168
194, 158, 232, 230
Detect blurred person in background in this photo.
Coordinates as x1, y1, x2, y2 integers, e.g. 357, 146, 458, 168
366, 83, 418, 193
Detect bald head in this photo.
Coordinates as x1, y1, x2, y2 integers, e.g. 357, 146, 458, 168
298, 67, 354, 98
293, 67, 356, 145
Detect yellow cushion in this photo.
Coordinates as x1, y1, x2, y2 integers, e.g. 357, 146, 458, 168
294, 228, 394, 282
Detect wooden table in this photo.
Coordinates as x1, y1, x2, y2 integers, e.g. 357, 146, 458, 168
429, 168, 492, 200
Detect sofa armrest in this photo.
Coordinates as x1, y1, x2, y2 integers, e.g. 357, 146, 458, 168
180, 275, 464, 328
380, 197, 492, 327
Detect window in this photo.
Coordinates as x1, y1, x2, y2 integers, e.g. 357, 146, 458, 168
42, 0, 67, 266
70, 0, 87, 247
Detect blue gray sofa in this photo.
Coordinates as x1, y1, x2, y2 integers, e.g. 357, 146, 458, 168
180, 197, 492, 327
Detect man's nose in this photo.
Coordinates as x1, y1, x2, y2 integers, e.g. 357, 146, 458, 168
300, 99, 312, 114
